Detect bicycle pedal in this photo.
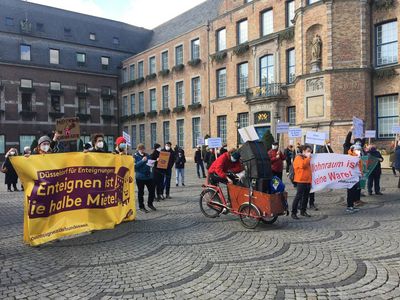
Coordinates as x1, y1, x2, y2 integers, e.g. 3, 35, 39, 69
220, 208, 229, 215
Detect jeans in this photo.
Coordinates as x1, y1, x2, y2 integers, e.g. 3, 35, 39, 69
136, 179, 155, 208
196, 162, 206, 177
347, 182, 361, 208
368, 173, 381, 194
163, 168, 172, 196
292, 183, 311, 215
176, 168, 185, 185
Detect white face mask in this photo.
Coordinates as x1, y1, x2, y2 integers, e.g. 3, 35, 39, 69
138, 150, 144, 155
9, 151, 16, 156
272, 145, 278, 150
40, 145, 50, 152
231, 156, 237, 162
165, 146, 171, 151
157, 147, 162, 152
96, 141, 104, 149
354, 150, 361, 156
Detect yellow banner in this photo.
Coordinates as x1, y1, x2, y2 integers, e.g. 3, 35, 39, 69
11, 153, 136, 246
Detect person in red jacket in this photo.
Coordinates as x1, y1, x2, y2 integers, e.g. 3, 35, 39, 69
268, 142, 286, 180
208, 150, 243, 185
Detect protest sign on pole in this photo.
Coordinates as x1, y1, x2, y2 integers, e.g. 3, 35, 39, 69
56, 117, 80, 141
122, 131, 131, 147
365, 130, 376, 138
10, 153, 135, 246
207, 137, 223, 148
276, 122, 290, 134
352, 117, 364, 139
197, 137, 205, 146
310, 154, 361, 193
288, 127, 302, 138
392, 125, 400, 134
305, 131, 326, 146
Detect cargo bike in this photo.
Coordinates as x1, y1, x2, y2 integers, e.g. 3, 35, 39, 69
199, 141, 289, 229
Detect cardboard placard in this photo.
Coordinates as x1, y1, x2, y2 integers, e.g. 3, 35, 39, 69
365, 130, 376, 139
305, 131, 326, 146
352, 117, 364, 139
276, 122, 290, 134
123, 131, 131, 147
56, 117, 80, 141
288, 127, 303, 138
157, 151, 171, 169
207, 138, 223, 148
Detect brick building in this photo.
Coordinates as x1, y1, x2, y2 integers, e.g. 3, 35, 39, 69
121, 0, 400, 158
0, 0, 151, 153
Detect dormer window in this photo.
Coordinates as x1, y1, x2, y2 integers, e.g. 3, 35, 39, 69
90, 33, 96, 40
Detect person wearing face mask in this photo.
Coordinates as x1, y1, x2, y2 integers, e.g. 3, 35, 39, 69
366, 145, 384, 196
1, 148, 20, 192
88, 134, 107, 153
134, 144, 156, 213
150, 143, 166, 200
114, 137, 128, 155
161, 142, 176, 199
208, 149, 243, 186
291, 145, 313, 219
219, 144, 228, 155
175, 149, 186, 187
346, 144, 364, 212
268, 142, 286, 180
343, 126, 366, 155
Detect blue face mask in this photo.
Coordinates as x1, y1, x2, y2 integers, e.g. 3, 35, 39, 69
119, 143, 127, 150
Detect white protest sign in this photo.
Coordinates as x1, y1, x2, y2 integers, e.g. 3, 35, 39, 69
123, 131, 131, 147
352, 117, 364, 139
288, 127, 303, 138
310, 154, 361, 193
276, 122, 290, 134
392, 125, 400, 134
305, 131, 326, 146
197, 137, 205, 146
238, 125, 259, 143
207, 138, 222, 148
365, 130, 376, 139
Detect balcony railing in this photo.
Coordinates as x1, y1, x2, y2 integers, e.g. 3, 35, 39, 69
246, 83, 288, 103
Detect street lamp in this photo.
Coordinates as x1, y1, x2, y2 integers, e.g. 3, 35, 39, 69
234, 118, 240, 149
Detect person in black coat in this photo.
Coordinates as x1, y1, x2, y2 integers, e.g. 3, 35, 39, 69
194, 145, 206, 178
2, 148, 19, 192
150, 143, 165, 201
175, 150, 186, 186
162, 142, 176, 199
367, 145, 384, 195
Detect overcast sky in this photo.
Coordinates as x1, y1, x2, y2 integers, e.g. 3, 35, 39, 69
27, 0, 206, 29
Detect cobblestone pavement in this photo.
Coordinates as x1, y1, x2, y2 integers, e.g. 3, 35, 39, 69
1, 166, 400, 300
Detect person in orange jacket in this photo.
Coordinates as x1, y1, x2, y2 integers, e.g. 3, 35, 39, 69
291, 145, 313, 219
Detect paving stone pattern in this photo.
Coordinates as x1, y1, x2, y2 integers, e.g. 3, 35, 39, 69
1, 167, 400, 299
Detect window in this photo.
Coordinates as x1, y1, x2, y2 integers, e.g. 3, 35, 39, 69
217, 68, 227, 98
150, 89, 157, 111
161, 51, 169, 70
20, 44, 31, 61
101, 56, 109, 67
113, 37, 119, 45
237, 62, 248, 94
377, 95, 399, 138
216, 28, 226, 51
78, 98, 87, 114
89, 33, 96, 40
287, 48, 296, 84
191, 77, 201, 104
129, 64, 135, 80
49, 81, 61, 91
162, 85, 169, 109
260, 55, 274, 86
0, 135, 4, 154
149, 56, 156, 74
139, 92, 145, 113
103, 98, 112, 115
286, 1, 295, 27
175, 45, 183, 65
261, 9, 273, 36
131, 125, 137, 149
22, 94, 32, 111
36, 23, 44, 32
77, 83, 87, 93
19, 136, 35, 154
50, 49, 59, 64
176, 81, 184, 107
150, 123, 157, 148
138, 61, 144, 78
64, 27, 72, 36
130, 94, 135, 115
139, 124, 145, 145
177, 119, 184, 148
287, 106, 296, 125
76, 52, 86, 64
237, 19, 248, 44
122, 68, 128, 83
191, 39, 200, 60
308, 0, 321, 4
122, 96, 128, 116
51, 95, 61, 112
163, 121, 170, 145
217, 116, 227, 144
376, 21, 398, 66
105, 136, 114, 151
5, 17, 14, 26
238, 113, 249, 144
20, 79, 32, 88
192, 117, 201, 148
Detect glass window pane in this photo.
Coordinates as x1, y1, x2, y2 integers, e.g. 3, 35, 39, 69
162, 85, 169, 109
149, 57, 156, 74
129, 64, 135, 80
50, 49, 59, 64
287, 1, 295, 27
139, 92, 144, 113
262, 10, 273, 36
130, 94, 135, 115
175, 45, 183, 65
151, 123, 157, 148
191, 39, 200, 60
163, 121, 170, 145
217, 116, 227, 144
176, 81, 184, 106
238, 20, 248, 44
162, 51, 169, 70
238, 63, 248, 94
101, 56, 109, 66
217, 28, 226, 51
192, 117, 201, 148
138, 61, 144, 78
260, 55, 274, 85
192, 77, 201, 104
19, 135, 35, 153
238, 113, 249, 144
20, 45, 31, 61
217, 69, 226, 98
376, 21, 398, 66
150, 89, 157, 111
177, 120, 184, 148
131, 125, 137, 149
139, 124, 145, 145
377, 95, 399, 138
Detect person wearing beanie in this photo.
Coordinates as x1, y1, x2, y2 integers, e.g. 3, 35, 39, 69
208, 149, 243, 186
161, 142, 176, 199
34, 135, 52, 155
150, 143, 165, 200
114, 136, 128, 155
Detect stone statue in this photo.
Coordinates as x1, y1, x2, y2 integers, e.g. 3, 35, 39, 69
311, 34, 322, 61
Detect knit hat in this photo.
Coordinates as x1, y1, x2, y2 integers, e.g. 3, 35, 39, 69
116, 136, 126, 146
154, 143, 161, 149
38, 136, 51, 145
351, 144, 362, 151
231, 151, 241, 160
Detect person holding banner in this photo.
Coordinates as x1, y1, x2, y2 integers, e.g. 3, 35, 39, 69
366, 145, 384, 196
114, 137, 128, 155
291, 145, 313, 219
346, 144, 363, 213
268, 142, 286, 180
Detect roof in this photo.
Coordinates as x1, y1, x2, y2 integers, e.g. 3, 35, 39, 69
147, 0, 224, 49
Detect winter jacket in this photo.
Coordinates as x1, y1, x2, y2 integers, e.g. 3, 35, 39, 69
367, 148, 383, 175
343, 131, 366, 155
268, 149, 286, 173
205, 151, 216, 169
194, 149, 203, 164
3, 157, 18, 185
134, 152, 152, 180
150, 150, 165, 174
208, 152, 243, 179
395, 146, 400, 170
293, 155, 312, 184
284, 148, 294, 162
175, 154, 186, 169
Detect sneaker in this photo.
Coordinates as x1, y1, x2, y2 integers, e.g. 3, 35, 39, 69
300, 211, 312, 217
346, 207, 360, 213
310, 205, 319, 211
139, 207, 149, 213
375, 192, 383, 195
148, 205, 157, 211
291, 213, 299, 220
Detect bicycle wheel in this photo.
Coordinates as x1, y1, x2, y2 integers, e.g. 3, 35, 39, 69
261, 216, 278, 225
200, 189, 223, 218
238, 204, 260, 229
